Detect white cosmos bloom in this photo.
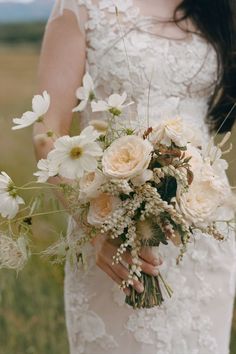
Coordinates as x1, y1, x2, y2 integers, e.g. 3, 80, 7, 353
34, 158, 59, 183
91, 92, 133, 116
0, 172, 24, 219
72, 72, 95, 112
48, 126, 103, 180
12, 91, 50, 130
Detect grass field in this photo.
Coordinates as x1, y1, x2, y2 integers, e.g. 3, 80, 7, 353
0, 45, 235, 354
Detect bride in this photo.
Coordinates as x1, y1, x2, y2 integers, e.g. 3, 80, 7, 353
33, 0, 236, 353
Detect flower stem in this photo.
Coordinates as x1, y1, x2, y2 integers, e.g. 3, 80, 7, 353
125, 272, 172, 309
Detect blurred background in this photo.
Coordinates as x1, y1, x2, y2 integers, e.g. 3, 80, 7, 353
0, 1, 235, 353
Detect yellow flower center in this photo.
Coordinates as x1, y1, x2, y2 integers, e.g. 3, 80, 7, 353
7, 182, 18, 198
70, 146, 83, 159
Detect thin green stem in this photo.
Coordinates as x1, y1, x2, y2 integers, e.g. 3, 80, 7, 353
0, 208, 71, 227
158, 272, 173, 297
16, 186, 59, 191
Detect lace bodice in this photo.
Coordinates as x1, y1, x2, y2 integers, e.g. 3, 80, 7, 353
49, 2, 235, 354
50, 0, 218, 135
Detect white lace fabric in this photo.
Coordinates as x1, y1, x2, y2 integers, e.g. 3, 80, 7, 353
49, 1, 236, 353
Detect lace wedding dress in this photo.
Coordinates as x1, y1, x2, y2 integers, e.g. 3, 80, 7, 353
49, 1, 236, 353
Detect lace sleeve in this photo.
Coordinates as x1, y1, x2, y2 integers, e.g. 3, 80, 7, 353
48, 0, 86, 34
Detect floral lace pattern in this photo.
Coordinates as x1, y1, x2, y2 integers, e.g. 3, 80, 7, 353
78, 0, 218, 137
49, 1, 236, 353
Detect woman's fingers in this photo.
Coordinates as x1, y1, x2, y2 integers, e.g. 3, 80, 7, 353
139, 246, 163, 266
97, 250, 144, 293
112, 262, 144, 293
95, 239, 163, 295
122, 249, 162, 276
103, 263, 123, 286
97, 259, 130, 295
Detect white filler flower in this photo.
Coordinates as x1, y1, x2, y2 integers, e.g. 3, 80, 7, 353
48, 126, 103, 179
91, 92, 133, 116
72, 72, 95, 112
12, 91, 50, 130
0, 172, 24, 219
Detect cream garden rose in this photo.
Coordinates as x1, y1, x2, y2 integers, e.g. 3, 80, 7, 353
102, 135, 153, 179
175, 161, 228, 226
87, 193, 121, 227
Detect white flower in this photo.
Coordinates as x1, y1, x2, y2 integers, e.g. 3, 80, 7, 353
150, 116, 186, 147
184, 144, 204, 173
79, 170, 105, 201
183, 123, 204, 147
131, 169, 153, 186
0, 234, 29, 270
203, 137, 230, 178
91, 92, 133, 116
0, 172, 24, 219
33, 158, 59, 183
87, 193, 121, 227
72, 72, 95, 112
48, 126, 103, 180
12, 91, 50, 130
102, 135, 153, 179
175, 161, 229, 227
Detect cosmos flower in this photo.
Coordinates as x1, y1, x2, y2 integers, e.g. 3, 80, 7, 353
12, 91, 50, 130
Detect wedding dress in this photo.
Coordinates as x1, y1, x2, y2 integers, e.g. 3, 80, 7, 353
49, 1, 236, 353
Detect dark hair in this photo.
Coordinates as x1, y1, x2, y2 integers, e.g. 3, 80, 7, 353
174, 0, 236, 133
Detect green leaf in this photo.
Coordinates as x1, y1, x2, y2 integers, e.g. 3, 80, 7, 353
157, 176, 177, 203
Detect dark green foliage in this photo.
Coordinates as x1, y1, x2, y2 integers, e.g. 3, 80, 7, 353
157, 176, 177, 203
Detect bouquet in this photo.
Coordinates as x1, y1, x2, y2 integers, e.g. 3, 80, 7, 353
0, 72, 235, 309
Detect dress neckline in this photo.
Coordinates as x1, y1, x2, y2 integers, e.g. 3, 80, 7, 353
128, 0, 203, 43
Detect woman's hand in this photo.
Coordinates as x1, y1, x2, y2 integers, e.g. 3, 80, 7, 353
92, 234, 163, 296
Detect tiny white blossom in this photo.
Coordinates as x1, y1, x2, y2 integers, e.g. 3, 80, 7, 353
12, 91, 50, 130
72, 72, 95, 112
34, 158, 59, 183
48, 126, 103, 180
91, 92, 133, 116
0, 172, 24, 219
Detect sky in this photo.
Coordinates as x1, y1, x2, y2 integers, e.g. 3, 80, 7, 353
0, 0, 34, 3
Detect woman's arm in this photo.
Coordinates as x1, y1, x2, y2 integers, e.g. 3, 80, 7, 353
34, 11, 162, 295
33, 10, 86, 157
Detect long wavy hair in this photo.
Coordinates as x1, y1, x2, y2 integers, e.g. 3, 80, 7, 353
173, 0, 236, 133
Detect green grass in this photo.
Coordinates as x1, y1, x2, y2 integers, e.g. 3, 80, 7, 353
0, 45, 69, 354
0, 22, 45, 46
0, 42, 235, 354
